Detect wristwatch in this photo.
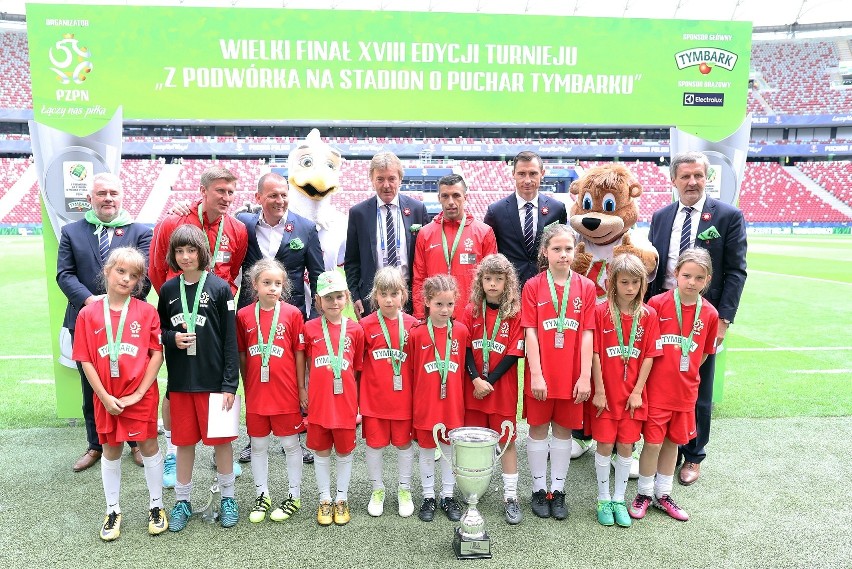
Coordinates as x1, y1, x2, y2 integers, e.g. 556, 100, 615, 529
721, 318, 732, 325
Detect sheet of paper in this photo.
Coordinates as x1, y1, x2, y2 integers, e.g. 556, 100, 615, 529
207, 393, 240, 438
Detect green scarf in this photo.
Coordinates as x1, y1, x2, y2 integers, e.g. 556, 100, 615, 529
85, 208, 134, 235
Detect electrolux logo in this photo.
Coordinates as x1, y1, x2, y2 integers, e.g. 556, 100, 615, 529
683, 92, 724, 107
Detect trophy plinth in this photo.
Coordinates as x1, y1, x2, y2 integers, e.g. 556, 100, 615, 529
434, 421, 514, 560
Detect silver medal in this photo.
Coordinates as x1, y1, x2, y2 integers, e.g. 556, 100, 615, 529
187, 341, 196, 356
680, 355, 690, 372
440, 383, 447, 399
482, 361, 489, 377
260, 365, 270, 383
554, 332, 564, 349
333, 376, 343, 395
110, 359, 120, 378
393, 374, 403, 391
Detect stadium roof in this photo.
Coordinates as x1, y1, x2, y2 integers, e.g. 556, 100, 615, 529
2, 0, 852, 32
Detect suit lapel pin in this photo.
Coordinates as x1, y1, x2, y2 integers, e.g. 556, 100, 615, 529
701, 212, 711, 221
403, 207, 411, 216
114, 228, 124, 237
541, 206, 549, 215
285, 222, 294, 232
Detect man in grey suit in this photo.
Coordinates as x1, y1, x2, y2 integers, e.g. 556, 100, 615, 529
484, 151, 568, 287
57, 173, 152, 472
344, 151, 427, 319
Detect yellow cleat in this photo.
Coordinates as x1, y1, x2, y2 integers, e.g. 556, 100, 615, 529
317, 500, 333, 526
100, 512, 122, 542
334, 500, 351, 526
148, 507, 168, 535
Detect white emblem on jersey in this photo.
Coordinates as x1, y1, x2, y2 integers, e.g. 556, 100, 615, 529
424, 361, 460, 374
542, 318, 579, 331
276, 323, 286, 339
537, 300, 549, 307
605, 346, 640, 359
472, 339, 506, 354
370, 333, 382, 339
692, 319, 704, 334
129, 321, 141, 338
656, 335, 698, 352
227, 299, 235, 311
636, 325, 645, 342
499, 322, 510, 335
344, 336, 352, 351
169, 298, 179, 305
372, 348, 407, 362
573, 297, 582, 312
94, 327, 104, 335
314, 355, 351, 370
97, 343, 140, 358
451, 338, 459, 355
199, 292, 211, 307
248, 344, 284, 358
464, 237, 474, 250
428, 243, 442, 250
170, 314, 207, 327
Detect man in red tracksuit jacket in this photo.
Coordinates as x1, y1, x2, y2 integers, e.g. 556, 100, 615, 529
412, 174, 497, 319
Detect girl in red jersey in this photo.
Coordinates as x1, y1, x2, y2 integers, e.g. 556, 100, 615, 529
630, 248, 718, 523
236, 258, 306, 524
522, 224, 596, 521
406, 274, 470, 523
303, 271, 364, 527
72, 247, 166, 541
359, 267, 419, 518
460, 253, 524, 525
589, 254, 661, 528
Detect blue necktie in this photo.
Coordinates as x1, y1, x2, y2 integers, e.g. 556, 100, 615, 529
523, 202, 535, 255
385, 204, 398, 267
679, 206, 694, 255
98, 229, 110, 264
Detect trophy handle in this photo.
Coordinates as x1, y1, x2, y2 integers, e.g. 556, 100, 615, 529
432, 423, 451, 463
494, 420, 515, 461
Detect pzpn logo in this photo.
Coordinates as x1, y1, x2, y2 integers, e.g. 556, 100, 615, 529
49, 33, 93, 84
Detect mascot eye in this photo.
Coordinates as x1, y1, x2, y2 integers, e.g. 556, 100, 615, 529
602, 193, 617, 212
582, 195, 593, 210
326, 160, 335, 170
299, 156, 313, 168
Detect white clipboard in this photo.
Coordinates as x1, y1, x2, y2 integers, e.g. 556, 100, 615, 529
207, 393, 241, 438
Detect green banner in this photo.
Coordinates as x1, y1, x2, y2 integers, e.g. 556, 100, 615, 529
27, 5, 751, 142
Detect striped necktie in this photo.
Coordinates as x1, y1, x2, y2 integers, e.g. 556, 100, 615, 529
523, 202, 535, 255
385, 204, 398, 267
679, 206, 694, 255
98, 228, 110, 264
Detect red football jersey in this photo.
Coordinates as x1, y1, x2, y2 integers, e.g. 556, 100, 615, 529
303, 317, 364, 429
646, 290, 719, 412
521, 271, 596, 400
237, 301, 306, 416
590, 302, 662, 421
72, 298, 162, 425
459, 303, 524, 416
406, 320, 469, 433
359, 311, 419, 421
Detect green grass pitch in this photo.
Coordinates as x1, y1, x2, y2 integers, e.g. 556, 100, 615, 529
0, 234, 849, 567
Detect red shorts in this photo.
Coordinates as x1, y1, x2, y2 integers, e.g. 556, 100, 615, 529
169, 392, 238, 447
99, 418, 158, 447
523, 395, 583, 430
362, 416, 412, 448
414, 428, 450, 449
246, 412, 305, 438
306, 424, 356, 454
642, 406, 696, 446
589, 416, 643, 445
464, 410, 516, 444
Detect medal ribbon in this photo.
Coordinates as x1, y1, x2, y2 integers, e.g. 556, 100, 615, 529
103, 296, 131, 364
613, 307, 639, 380
179, 272, 208, 334
198, 203, 225, 268
255, 301, 282, 367
427, 317, 453, 390
480, 302, 503, 374
441, 212, 467, 274
321, 316, 347, 380
546, 269, 572, 333
674, 289, 703, 358
377, 310, 404, 378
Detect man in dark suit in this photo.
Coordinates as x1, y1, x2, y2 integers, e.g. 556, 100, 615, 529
483, 151, 568, 287
57, 172, 152, 472
344, 151, 427, 319
236, 172, 324, 319
647, 150, 747, 486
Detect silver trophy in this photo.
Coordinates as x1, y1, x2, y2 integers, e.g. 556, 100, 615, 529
196, 478, 221, 523
434, 421, 515, 560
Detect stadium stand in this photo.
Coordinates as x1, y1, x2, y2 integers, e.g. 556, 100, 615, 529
796, 161, 852, 206
0, 31, 30, 110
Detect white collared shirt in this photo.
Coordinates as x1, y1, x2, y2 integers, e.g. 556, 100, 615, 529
256, 210, 290, 258
664, 193, 707, 290
515, 193, 539, 236
375, 196, 409, 273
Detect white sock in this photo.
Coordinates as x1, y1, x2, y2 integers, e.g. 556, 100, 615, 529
141, 452, 164, 510
217, 471, 236, 499
282, 435, 302, 500
502, 473, 519, 500
526, 436, 549, 492
654, 473, 673, 498
336, 453, 353, 502
549, 436, 572, 493
613, 455, 633, 502
163, 430, 177, 457
397, 446, 414, 491
175, 480, 192, 503
365, 446, 385, 491
419, 446, 436, 499
637, 475, 655, 497
439, 443, 455, 499
250, 435, 270, 497
594, 452, 612, 501
314, 455, 332, 501
101, 456, 121, 515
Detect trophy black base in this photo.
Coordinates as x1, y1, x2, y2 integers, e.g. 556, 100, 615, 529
453, 527, 492, 560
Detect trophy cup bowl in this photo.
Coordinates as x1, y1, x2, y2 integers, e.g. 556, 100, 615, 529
434, 420, 515, 560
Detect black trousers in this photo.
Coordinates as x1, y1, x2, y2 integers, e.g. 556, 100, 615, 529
680, 352, 715, 464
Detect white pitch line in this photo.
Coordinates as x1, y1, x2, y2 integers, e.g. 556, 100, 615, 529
0, 355, 51, 360
790, 369, 851, 374
749, 269, 852, 286
729, 347, 852, 352
19, 379, 55, 384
